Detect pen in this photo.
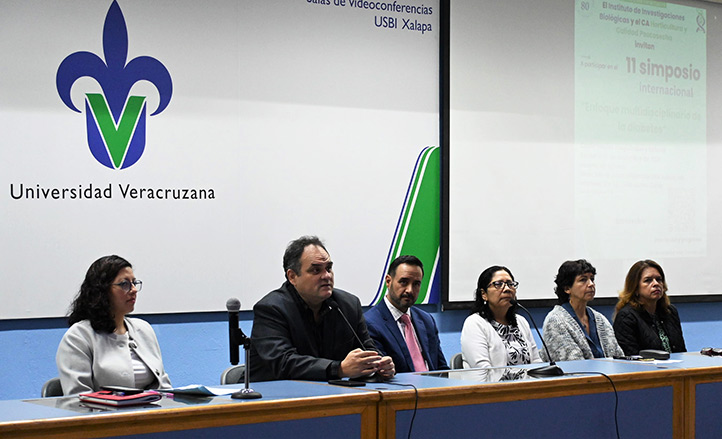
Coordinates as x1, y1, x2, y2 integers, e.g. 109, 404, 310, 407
147, 390, 174, 398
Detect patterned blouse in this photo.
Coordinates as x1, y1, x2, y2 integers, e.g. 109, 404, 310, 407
491, 320, 532, 366
651, 313, 672, 352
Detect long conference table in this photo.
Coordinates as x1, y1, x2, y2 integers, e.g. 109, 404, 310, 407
3, 352, 722, 438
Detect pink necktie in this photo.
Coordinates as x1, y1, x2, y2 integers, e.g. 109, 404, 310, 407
400, 313, 427, 372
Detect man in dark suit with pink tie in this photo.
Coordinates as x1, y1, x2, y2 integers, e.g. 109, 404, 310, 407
365, 255, 449, 373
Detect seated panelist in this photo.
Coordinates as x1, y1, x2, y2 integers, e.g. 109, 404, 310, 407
613, 260, 686, 356
56, 255, 171, 395
542, 259, 623, 361
460, 265, 541, 380
249, 236, 395, 381
365, 255, 449, 373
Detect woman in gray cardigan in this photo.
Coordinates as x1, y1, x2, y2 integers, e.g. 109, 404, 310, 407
541, 259, 623, 362
56, 255, 171, 395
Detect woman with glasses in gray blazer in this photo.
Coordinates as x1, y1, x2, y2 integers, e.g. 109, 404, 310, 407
56, 255, 171, 395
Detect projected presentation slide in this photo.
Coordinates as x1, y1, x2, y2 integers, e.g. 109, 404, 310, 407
448, 0, 721, 302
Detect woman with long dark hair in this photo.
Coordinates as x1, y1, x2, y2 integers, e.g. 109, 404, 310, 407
460, 266, 541, 379
56, 255, 171, 395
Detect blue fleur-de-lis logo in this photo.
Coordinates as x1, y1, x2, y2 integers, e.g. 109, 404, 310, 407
56, 0, 172, 169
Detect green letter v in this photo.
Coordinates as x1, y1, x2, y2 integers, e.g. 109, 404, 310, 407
87, 93, 146, 169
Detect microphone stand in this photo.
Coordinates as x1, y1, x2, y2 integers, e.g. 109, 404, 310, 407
231, 332, 262, 399
227, 298, 262, 399
512, 300, 564, 378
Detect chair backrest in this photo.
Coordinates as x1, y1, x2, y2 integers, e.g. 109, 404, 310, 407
220, 364, 246, 385
42, 377, 63, 397
451, 352, 463, 370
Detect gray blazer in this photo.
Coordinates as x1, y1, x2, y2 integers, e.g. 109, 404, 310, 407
56, 317, 171, 395
541, 305, 624, 362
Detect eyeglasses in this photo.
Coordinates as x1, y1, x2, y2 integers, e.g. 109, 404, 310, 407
701, 347, 722, 357
113, 279, 143, 293
488, 281, 519, 290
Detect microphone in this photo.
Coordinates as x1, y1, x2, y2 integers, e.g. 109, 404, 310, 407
328, 299, 384, 383
225, 298, 262, 399
226, 297, 241, 365
328, 299, 366, 349
510, 299, 564, 377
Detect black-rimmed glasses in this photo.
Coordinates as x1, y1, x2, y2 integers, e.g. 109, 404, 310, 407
488, 280, 519, 290
113, 279, 143, 293
701, 347, 722, 357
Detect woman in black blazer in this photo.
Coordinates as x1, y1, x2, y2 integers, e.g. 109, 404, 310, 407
613, 260, 686, 356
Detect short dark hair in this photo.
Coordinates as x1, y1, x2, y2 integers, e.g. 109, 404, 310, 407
388, 255, 424, 277
68, 255, 132, 333
554, 259, 596, 304
471, 265, 518, 326
283, 235, 328, 279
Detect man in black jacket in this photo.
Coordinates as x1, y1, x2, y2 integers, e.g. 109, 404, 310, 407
249, 236, 395, 381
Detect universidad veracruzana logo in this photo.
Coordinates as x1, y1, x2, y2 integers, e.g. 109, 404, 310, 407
56, 0, 172, 170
